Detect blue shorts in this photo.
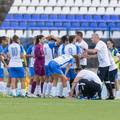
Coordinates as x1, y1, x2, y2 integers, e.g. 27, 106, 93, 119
29, 67, 35, 77
48, 61, 63, 76
45, 65, 51, 77
0, 68, 4, 78
9, 67, 25, 78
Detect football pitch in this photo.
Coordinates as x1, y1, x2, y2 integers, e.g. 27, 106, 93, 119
0, 96, 120, 120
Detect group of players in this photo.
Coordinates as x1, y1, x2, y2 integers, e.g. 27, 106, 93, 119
0, 31, 120, 100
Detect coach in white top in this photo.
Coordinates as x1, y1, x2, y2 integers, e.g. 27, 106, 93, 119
71, 69, 102, 99
75, 31, 88, 69
86, 33, 114, 99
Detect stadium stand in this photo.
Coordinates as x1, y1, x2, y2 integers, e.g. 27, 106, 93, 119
0, 0, 120, 40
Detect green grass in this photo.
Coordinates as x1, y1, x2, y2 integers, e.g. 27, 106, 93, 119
0, 96, 120, 120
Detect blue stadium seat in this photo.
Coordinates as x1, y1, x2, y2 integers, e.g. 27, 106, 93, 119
99, 22, 108, 30
19, 21, 27, 29
10, 21, 19, 29
108, 23, 116, 28
58, 15, 66, 20
31, 14, 40, 20
81, 22, 89, 30
13, 14, 23, 20
63, 22, 71, 29
54, 22, 63, 27
28, 21, 36, 27
84, 15, 92, 21
37, 22, 45, 28
93, 15, 101, 21
28, 21, 37, 29
71, 22, 80, 28
66, 15, 75, 20
75, 15, 83, 20
114, 22, 120, 30
90, 22, 97, 29
5, 14, 13, 19
45, 22, 54, 27
1, 21, 10, 29
23, 14, 31, 20
102, 15, 110, 20
40, 14, 49, 20
49, 14, 58, 20
111, 15, 119, 20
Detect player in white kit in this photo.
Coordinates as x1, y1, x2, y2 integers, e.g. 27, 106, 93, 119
7, 35, 25, 97
43, 35, 60, 97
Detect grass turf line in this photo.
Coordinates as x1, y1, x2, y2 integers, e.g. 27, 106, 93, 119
0, 95, 120, 120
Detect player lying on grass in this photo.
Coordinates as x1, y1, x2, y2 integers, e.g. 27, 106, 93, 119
70, 68, 102, 100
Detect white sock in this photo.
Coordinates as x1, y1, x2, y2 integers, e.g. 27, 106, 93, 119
46, 82, 52, 96
57, 82, 63, 97
6, 87, 11, 95
116, 91, 120, 98
75, 83, 79, 96
12, 89, 17, 96
21, 89, 26, 96
43, 82, 47, 95
51, 86, 57, 97
66, 81, 70, 97
0, 81, 5, 93
62, 87, 68, 97
28, 85, 32, 94
34, 85, 39, 95
38, 85, 41, 95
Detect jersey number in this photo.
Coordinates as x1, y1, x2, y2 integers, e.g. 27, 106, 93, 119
68, 48, 73, 55
11, 47, 18, 57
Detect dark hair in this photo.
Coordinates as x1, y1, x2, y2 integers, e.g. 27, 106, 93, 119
69, 35, 75, 43
0, 36, 7, 44
12, 35, 19, 43
108, 38, 116, 48
10, 39, 13, 44
76, 31, 83, 38
35, 35, 44, 45
0, 37, 2, 44
61, 35, 69, 44
75, 67, 83, 73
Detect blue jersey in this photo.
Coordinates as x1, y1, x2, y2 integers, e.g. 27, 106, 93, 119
58, 44, 65, 56
27, 44, 35, 67
0, 44, 3, 68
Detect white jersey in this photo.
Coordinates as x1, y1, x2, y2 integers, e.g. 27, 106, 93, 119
76, 69, 102, 87
53, 54, 74, 67
108, 50, 116, 71
64, 43, 79, 68
8, 43, 23, 67
76, 40, 88, 66
27, 45, 35, 67
95, 41, 110, 67
44, 42, 56, 65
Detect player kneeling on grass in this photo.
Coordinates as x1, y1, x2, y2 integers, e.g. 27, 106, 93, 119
48, 54, 79, 98
6, 35, 25, 97
70, 68, 102, 100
